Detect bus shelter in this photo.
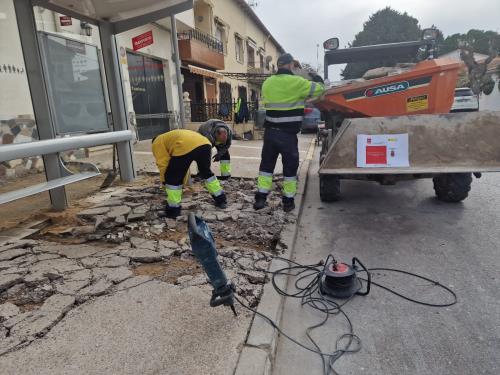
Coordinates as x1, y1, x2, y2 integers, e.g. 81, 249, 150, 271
0, 0, 193, 210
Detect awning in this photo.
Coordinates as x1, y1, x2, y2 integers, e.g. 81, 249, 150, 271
188, 64, 223, 79
35, 0, 193, 34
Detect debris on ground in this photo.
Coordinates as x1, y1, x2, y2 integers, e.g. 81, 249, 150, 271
0, 177, 293, 355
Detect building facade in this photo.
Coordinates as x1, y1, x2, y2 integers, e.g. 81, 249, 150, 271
178, 0, 285, 122
0, 0, 284, 181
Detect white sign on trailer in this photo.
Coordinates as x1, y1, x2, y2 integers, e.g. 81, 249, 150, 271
357, 134, 409, 168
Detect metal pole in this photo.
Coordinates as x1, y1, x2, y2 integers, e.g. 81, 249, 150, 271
99, 21, 136, 182
170, 16, 186, 128
316, 43, 319, 74
324, 55, 329, 80
14, 0, 67, 210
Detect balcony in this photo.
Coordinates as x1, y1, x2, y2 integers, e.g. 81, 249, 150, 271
178, 29, 225, 71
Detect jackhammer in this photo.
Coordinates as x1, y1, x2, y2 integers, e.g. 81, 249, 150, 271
187, 213, 237, 316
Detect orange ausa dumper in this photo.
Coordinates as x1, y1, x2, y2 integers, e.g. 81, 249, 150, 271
314, 30, 500, 202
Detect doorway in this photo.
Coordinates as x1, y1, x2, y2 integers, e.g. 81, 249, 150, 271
205, 78, 217, 102
126, 52, 169, 140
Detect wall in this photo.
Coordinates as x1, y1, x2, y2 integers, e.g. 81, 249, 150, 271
0, 1, 35, 121
0, 1, 40, 181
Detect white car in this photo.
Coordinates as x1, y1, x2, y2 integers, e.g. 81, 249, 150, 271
450, 88, 479, 112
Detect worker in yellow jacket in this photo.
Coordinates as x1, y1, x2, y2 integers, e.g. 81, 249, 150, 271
152, 129, 227, 218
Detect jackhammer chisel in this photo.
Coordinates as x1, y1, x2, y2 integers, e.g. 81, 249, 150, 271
187, 213, 237, 316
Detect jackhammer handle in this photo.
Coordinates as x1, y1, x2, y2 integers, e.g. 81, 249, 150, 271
188, 213, 202, 239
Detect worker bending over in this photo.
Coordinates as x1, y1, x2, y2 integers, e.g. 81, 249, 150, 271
198, 119, 232, 180
152, 129, 227, 218
255, 53, 324, 212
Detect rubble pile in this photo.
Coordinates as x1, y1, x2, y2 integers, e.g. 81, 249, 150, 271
0, 178, 293, 355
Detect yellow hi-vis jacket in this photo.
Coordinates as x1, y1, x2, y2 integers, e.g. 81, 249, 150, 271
152, 129, 211, 183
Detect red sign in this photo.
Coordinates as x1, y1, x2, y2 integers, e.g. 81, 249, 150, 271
132, 31, 154, 51
366, 146, 387, 165
59, 16, 72, 26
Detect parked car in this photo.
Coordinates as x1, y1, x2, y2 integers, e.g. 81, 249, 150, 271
301, 105, 321, 133
451, 87, 479, 112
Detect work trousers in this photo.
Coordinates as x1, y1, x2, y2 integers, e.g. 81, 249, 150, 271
257, 128, 299, 198
164, 144, 214, 185
219, 150, 231, 176
164, 145, 223, 207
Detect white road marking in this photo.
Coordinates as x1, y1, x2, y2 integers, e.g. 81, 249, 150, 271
231, 144, 263, 150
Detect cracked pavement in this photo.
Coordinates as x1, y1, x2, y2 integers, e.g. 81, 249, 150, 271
0, 177, 294, 374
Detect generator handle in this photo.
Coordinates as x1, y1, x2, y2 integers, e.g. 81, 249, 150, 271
353, 257, 371, 296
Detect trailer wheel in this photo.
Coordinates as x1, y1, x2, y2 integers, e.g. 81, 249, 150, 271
320, 175, 341, 202
433, 173, 472, 202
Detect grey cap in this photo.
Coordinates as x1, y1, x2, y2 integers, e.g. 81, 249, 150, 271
277, 53, 301, 68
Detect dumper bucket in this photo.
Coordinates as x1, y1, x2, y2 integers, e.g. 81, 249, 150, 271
319, 111, 500, 175
315, 59, 461, 117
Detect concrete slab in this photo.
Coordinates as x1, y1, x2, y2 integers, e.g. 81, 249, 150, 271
273, 148, 500, 375
0, 281, 253, 375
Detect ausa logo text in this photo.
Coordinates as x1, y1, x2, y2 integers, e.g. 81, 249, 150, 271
365, 81, 409, 97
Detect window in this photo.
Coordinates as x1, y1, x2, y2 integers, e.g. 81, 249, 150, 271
215, 25, 226, 53
259, 53, 264, 69
235, 35, 244, 63
247, 43, 255, 68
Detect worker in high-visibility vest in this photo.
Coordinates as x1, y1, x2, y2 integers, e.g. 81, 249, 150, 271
152, 129, 227, 218
254, 53, 324, 212
198, 119, 232, 180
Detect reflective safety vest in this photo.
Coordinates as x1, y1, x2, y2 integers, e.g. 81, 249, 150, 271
262, 69, 324, 133
152, 129, 211, 183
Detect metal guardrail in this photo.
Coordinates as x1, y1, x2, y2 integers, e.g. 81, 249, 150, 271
0, 130, 134, 205
177, 28, 224, 54
0, 130, 133, 162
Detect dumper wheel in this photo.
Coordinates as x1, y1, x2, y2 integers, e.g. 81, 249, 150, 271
320, 175, 341, 202
433, 173, 472, 202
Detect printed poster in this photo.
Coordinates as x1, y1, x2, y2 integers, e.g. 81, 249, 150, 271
357, 134, 409, 168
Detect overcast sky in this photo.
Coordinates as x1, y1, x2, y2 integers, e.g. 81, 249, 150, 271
253, 0, 500, 79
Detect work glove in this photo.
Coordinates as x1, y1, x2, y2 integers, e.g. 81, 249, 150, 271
212, 153, 222, 162
308, 72, 324, 84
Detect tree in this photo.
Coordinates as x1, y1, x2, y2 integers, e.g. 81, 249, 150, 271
439, 29, 500, 55
460, 38, 497, 94
341, 7, 421, 79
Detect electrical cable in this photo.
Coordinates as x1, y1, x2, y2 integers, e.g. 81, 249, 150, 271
234, 254, 457, 375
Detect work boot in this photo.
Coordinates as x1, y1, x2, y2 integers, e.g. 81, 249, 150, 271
282, 197, 295, 213
253, 193, 267, 210
218, 175, 231, 181
213, 192, 227, 209
160, 205, 181, 219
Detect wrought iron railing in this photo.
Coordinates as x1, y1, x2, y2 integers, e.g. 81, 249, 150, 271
189, 100, 258, 123
177, 28, 224, 54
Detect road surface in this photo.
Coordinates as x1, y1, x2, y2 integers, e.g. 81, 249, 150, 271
273, 149, 500, 375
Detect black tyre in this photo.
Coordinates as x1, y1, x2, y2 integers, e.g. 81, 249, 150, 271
320, 174, 341, 202
433, 173, 472, 202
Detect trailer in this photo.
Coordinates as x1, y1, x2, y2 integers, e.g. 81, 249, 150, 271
314, 30, 500, 202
